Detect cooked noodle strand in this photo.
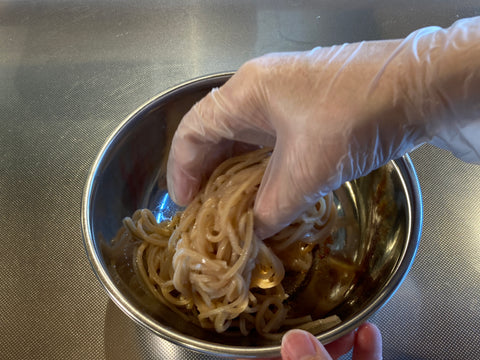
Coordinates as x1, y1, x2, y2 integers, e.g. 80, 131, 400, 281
121, 148, 340, 336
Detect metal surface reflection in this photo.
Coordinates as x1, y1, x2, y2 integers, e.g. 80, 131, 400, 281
2, 0, 480, 359
104, 300, 223, 360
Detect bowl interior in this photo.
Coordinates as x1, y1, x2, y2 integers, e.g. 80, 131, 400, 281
83, 73, 422, 357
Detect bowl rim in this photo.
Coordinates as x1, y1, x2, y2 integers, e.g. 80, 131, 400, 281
81, 72, 423, 358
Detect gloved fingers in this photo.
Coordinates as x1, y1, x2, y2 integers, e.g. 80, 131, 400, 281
166, 72, 276, 206
166, 122, 233, 206
253, 143, 312, 239
352, 323, 382, 360
254, 138, 346, 239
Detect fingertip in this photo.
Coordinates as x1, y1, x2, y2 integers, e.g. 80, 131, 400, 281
166, 153, 179, 204
253, 154, 314, 239
253, 212, 286, 240
353, 323, 382, 360
253, 189, 300, 239
166, 165, 195, 206
357, 323, 382, 346
324, 331, 355, 359
281, 329, 331, 360
166, 143, 200, 206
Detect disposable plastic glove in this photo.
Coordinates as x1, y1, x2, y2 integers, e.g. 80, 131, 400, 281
167, 16, 480, 239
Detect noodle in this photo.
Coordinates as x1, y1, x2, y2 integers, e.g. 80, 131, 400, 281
120, 148, 341, 337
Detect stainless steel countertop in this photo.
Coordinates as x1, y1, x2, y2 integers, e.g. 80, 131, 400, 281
1, 1, 479, 359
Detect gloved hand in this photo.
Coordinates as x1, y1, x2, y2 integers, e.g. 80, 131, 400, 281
167, 16, 480, 239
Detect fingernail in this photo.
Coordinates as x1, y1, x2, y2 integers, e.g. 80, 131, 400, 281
282, 330, 319, 360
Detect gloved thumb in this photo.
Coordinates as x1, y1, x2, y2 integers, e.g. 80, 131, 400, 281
281, 329, 333, 360
254, 143, 332, 239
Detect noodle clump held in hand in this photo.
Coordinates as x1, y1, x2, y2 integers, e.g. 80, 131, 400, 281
121, 148, 340, 338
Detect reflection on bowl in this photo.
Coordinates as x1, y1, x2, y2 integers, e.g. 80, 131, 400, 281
81, 73, 422, 358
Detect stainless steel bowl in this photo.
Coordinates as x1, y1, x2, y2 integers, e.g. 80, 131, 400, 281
82, 73, 423, 358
